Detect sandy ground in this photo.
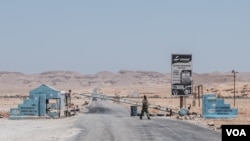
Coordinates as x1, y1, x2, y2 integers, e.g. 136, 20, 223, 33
111, 97, 250, 131
0, 96, 249, 141
0, 114, 82, 141
0, 99, 222, 141
1, 91, 250, 141
0, 97, 90, 141
1, 96, 250, 128
143, 97, 250, 129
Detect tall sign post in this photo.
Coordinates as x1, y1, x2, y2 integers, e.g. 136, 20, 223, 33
171, 54, 192, 108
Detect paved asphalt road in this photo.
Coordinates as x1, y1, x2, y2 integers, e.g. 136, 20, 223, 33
67, 100, 221, 141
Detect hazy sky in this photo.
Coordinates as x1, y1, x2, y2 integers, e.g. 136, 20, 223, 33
0, 0, 249, 74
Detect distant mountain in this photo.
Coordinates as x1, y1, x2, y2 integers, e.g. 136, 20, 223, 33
1, 70, 250, 96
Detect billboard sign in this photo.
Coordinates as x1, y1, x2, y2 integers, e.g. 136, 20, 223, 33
171, 54, 192, 96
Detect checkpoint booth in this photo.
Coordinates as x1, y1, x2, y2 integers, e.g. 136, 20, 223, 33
9, 84, 65, 119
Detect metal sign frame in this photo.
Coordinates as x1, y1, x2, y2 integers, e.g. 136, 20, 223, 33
171, 54, 192, 96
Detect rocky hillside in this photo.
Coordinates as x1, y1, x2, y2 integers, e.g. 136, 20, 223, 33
1, 70, 250, 97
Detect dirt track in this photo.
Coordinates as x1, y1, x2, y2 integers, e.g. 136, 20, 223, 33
68, 100, 221, 141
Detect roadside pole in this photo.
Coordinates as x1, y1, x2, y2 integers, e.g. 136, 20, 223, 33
180, 96, 183, 108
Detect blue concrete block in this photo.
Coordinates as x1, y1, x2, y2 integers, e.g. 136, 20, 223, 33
202, 94, 238, 118
39, 95, 46, 116
10, 84, 63, 119
17, 100, 39, 116
10, 108, 20, 116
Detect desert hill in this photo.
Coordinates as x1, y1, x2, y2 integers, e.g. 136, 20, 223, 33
0, 70, 250, 98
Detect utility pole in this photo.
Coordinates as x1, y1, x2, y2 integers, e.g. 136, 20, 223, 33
197, 85, 203, 107
232, 70, 238, 107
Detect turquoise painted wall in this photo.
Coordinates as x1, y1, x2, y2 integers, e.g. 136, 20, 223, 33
202, 94, 238, 118
9, 84, 63, 119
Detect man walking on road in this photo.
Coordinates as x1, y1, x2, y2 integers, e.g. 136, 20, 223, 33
140, 95, 151, 120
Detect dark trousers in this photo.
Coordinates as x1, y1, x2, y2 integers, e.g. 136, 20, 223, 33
140, 106, 150, 119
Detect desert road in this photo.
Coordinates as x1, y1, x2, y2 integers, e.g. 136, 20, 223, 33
67, 100, 221, 141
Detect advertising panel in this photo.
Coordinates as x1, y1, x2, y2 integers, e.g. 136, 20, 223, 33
171, 54, 192, 96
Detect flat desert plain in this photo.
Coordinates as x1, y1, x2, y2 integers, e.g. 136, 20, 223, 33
1, 71, 250, 131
